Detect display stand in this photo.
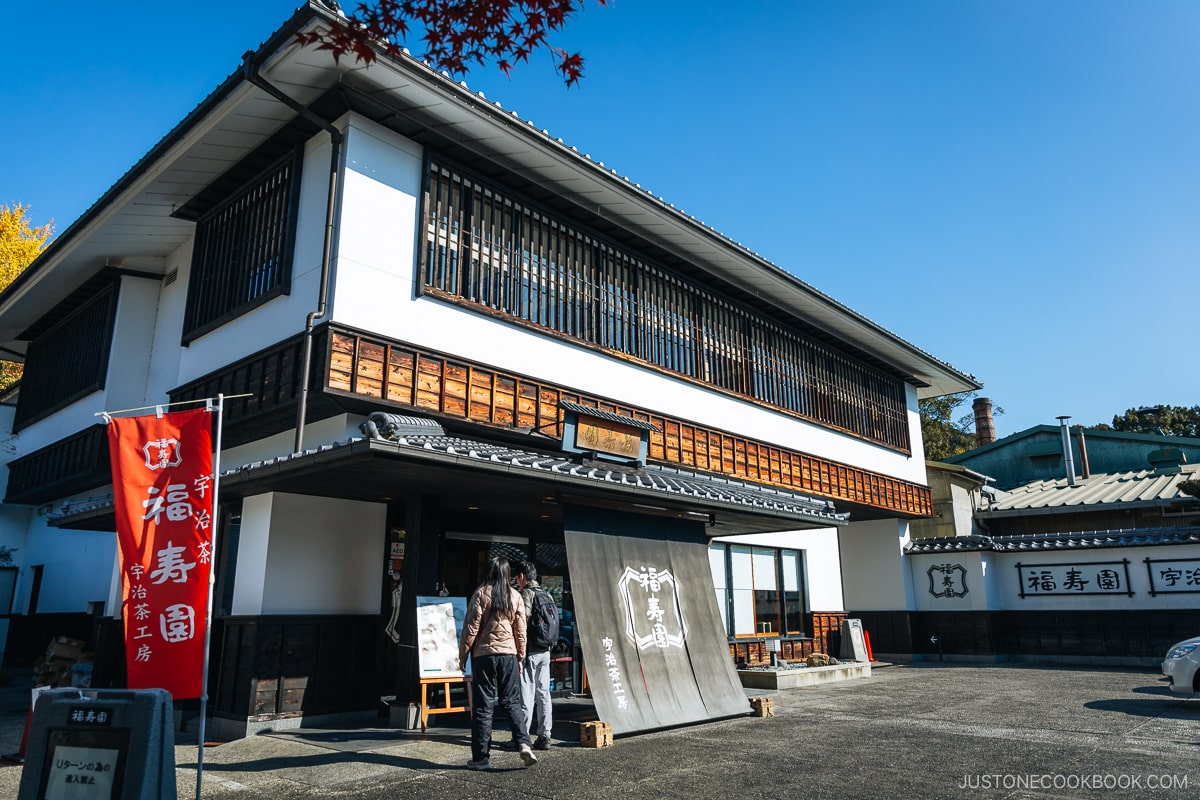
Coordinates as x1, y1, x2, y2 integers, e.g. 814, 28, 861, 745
418, 676, 472, 731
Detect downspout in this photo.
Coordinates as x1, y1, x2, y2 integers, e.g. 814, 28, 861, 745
242, 52, 344, 454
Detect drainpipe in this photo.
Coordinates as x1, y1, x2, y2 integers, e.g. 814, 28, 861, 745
1056, 415, 1077, 486
242, 52, 344, 454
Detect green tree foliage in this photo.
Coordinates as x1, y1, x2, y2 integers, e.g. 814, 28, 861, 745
296, 0, 609, 86
920, 391, 1003, 462
1093, 405, 1200, 438
0, 203, 53, 392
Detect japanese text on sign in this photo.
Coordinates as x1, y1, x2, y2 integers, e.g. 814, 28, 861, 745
617, 565, 687, 650
1145, 558, 1200, 596
600, 636, 628, 709
1016, 560, 1132, 598
45, 745, 119, 798
108, 408, 214, 699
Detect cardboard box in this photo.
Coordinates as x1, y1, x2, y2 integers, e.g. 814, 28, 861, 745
45, 636, 84, 660
580, 720, 613, 748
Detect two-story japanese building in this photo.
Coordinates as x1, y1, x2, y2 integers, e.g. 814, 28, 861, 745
0, 2, 978, 736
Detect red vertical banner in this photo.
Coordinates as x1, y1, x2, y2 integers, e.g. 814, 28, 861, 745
107, 407, 214, 699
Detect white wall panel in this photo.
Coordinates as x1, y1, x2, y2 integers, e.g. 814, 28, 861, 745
10, 515, 115, 614
255, 493, 386, 615
838, 518, 913, 611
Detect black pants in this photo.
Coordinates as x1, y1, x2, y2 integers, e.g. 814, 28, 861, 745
470, 653, 531, 760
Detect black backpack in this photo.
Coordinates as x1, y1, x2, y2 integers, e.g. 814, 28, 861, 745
527, 589, 560, 652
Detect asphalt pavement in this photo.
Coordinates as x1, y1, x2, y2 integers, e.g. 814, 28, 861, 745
0, 661, 1196, 799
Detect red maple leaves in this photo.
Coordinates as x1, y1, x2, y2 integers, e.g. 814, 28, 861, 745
295, 0, 607, 86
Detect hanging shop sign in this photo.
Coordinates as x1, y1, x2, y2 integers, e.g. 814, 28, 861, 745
559, 400, 658, 466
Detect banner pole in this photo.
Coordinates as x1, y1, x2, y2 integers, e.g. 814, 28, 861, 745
195, 393, 224, 799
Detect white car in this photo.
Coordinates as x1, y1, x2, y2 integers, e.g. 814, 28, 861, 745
1162, 636, 1200, 696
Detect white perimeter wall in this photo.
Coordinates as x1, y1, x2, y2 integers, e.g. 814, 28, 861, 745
909, 544, 1200, 611
327, 114, 927, 486
712, 529, 844, 611
838, 518, 914, 611
233, 492, 386, 615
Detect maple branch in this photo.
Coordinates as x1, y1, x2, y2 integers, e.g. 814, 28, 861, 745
296, 0, 607, 86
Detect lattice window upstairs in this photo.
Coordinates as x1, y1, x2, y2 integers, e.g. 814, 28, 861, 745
182, 150, 300, 343
15, 283, 119, 431
419, 159, 910, 451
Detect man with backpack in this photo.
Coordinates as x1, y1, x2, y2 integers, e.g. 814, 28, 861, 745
515, 562, 557, 750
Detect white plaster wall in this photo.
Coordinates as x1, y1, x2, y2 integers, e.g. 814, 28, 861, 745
838, 518, 914, 611
908, 551, 990, 611
233, 492, 385, 615
9, 513, 116, 614
0, 402, 27, 661
105, 276, 161, 411
220, 414, 361, 468
143, 239, 193, 399
0, 404, 31, 558
908, 545, 1200, 612
327, 114, 926, 485
231, 494, 273, 616
712, 528, 844, 611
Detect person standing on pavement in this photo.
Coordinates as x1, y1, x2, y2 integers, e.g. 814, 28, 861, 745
459, 555, 538, 771
515, 562, 554, 750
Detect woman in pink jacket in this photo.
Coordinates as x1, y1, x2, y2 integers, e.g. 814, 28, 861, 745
458, 555, 538, 770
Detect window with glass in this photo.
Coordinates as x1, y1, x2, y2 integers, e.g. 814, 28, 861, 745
710, 544, 807, 638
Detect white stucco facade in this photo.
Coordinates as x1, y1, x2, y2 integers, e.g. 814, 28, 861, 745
838, 518, 915, 611
233, 492, 386, 616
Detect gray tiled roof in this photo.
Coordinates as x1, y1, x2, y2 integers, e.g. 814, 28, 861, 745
906, 527, 1200, 554
381, 433, 846, 522
987, 464, 1200, 512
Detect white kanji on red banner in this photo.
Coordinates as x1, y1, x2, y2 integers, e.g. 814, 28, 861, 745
108, 408, 213, 699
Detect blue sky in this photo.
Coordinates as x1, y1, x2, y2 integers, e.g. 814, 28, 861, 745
5, 1, 1197, 438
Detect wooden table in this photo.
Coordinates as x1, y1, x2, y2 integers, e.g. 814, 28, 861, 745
419, 676, 472, 731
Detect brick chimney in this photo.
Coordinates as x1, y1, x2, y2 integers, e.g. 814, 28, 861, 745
972, 397, 996, 446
